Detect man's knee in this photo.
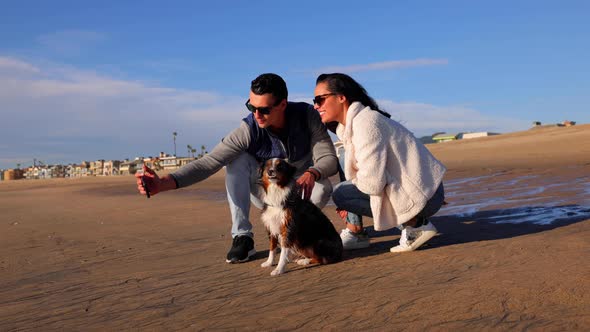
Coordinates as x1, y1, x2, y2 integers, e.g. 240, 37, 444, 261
311, 179, 333, 208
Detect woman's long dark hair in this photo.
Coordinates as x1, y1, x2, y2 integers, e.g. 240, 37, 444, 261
316, 73, 391, 118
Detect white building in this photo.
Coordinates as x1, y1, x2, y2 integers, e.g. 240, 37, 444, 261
461, 132, 500, 139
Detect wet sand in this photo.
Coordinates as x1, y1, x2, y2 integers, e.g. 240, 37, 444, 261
1, 125, 589, 331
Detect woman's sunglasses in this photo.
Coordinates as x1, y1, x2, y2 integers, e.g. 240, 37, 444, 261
313, 93, 337, 107
245, 99, 278, 115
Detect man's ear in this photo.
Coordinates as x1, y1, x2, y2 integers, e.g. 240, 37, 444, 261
276, 98, 287, 112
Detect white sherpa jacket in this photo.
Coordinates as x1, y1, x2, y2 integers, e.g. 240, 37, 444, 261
336, 102, 446, 230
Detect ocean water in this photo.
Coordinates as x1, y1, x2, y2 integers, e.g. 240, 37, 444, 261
441, 172, 590, 225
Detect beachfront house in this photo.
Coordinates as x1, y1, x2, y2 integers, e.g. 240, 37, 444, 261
160, 156, 179, 170
103, 160, 122, 176
432, 133, 462, 143
24, 167, 35, 179
72, 162, 90, 177
158, 152, 180, 171
52, 165, 65, 178
89, 160, 105, 176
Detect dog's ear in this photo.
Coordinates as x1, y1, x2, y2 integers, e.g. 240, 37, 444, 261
257, 160, 266, 180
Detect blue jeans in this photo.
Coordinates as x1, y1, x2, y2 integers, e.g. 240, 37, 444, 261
332, 180, 445, 227
225, 152, 333, 238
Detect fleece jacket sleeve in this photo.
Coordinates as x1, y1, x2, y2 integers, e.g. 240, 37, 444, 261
351, 118, 388, 195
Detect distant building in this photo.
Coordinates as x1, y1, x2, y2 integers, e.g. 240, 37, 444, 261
70, 162, 91, 177
3, 169, 24, 181
120, 159, 142, 175
531, 121, 574, 129
90, 160, 105, 176
432, 133, 462, 143
462, 132, 500, 139
563, 120, 576, 127
103, 160, 122, 176
159, 152, 180, 171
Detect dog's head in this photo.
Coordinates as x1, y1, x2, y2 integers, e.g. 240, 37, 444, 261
261, 158, 297, 188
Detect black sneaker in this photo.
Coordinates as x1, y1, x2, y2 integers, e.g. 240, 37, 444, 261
226, 235, 256, 263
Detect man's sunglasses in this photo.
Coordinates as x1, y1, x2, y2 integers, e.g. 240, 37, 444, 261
313, 93, 337, 106
245, 99, 279, 115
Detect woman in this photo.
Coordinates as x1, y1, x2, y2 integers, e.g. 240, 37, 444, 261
313, 73, 446, 252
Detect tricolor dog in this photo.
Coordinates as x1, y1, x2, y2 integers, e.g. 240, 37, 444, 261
260, 158, 343, 276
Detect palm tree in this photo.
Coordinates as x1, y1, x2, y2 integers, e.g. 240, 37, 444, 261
200, 145, 206, 158
173, 132, 178, 156
16, 163, 21, 169
191, 148, 197, 158
187, 144, 193, 157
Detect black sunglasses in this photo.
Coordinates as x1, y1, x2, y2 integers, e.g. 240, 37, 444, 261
245, 99, 280, 115
313, 93, 337, 106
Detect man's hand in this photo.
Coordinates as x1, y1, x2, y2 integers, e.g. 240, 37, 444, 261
135, 164, 161, 197
296, 171, 316, 201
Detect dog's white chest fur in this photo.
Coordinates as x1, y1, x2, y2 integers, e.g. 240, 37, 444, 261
261, 183, 292, 236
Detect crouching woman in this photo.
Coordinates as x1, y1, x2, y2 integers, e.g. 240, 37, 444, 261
313, 73, 446, 252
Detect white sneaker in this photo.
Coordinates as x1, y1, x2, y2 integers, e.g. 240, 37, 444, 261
340, 229, 370, 250
390, 221, 437, 253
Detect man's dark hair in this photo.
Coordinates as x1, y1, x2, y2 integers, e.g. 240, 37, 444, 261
251, 73, 288, 103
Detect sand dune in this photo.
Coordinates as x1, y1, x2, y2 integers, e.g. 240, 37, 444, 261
1, 125, 589, 330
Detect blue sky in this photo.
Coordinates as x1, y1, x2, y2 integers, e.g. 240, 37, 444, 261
1, 1, 589, 169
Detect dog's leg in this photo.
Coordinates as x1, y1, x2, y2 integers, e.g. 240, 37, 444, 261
261, 235, 278, 268
271, 237, 289, 276
296, 258, 311, 266
296, 257, 319, 266
261, 249, 276, 267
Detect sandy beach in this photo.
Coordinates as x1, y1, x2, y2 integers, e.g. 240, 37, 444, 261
1, 124, 589, 331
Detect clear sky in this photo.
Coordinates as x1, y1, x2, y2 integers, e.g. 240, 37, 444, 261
1, 0, 588, 169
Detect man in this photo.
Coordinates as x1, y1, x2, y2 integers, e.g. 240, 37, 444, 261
136, 73, 338, 263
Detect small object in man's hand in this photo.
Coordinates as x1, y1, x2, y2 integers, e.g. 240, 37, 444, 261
141, 176, 150, 198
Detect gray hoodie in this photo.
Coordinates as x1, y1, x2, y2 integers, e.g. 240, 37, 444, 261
171, 102, 338, 188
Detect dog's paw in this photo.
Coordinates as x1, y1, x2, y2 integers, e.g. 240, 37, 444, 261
296, 258, 311, 266
260, 260, 274, 268
270, 268, 285, 276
